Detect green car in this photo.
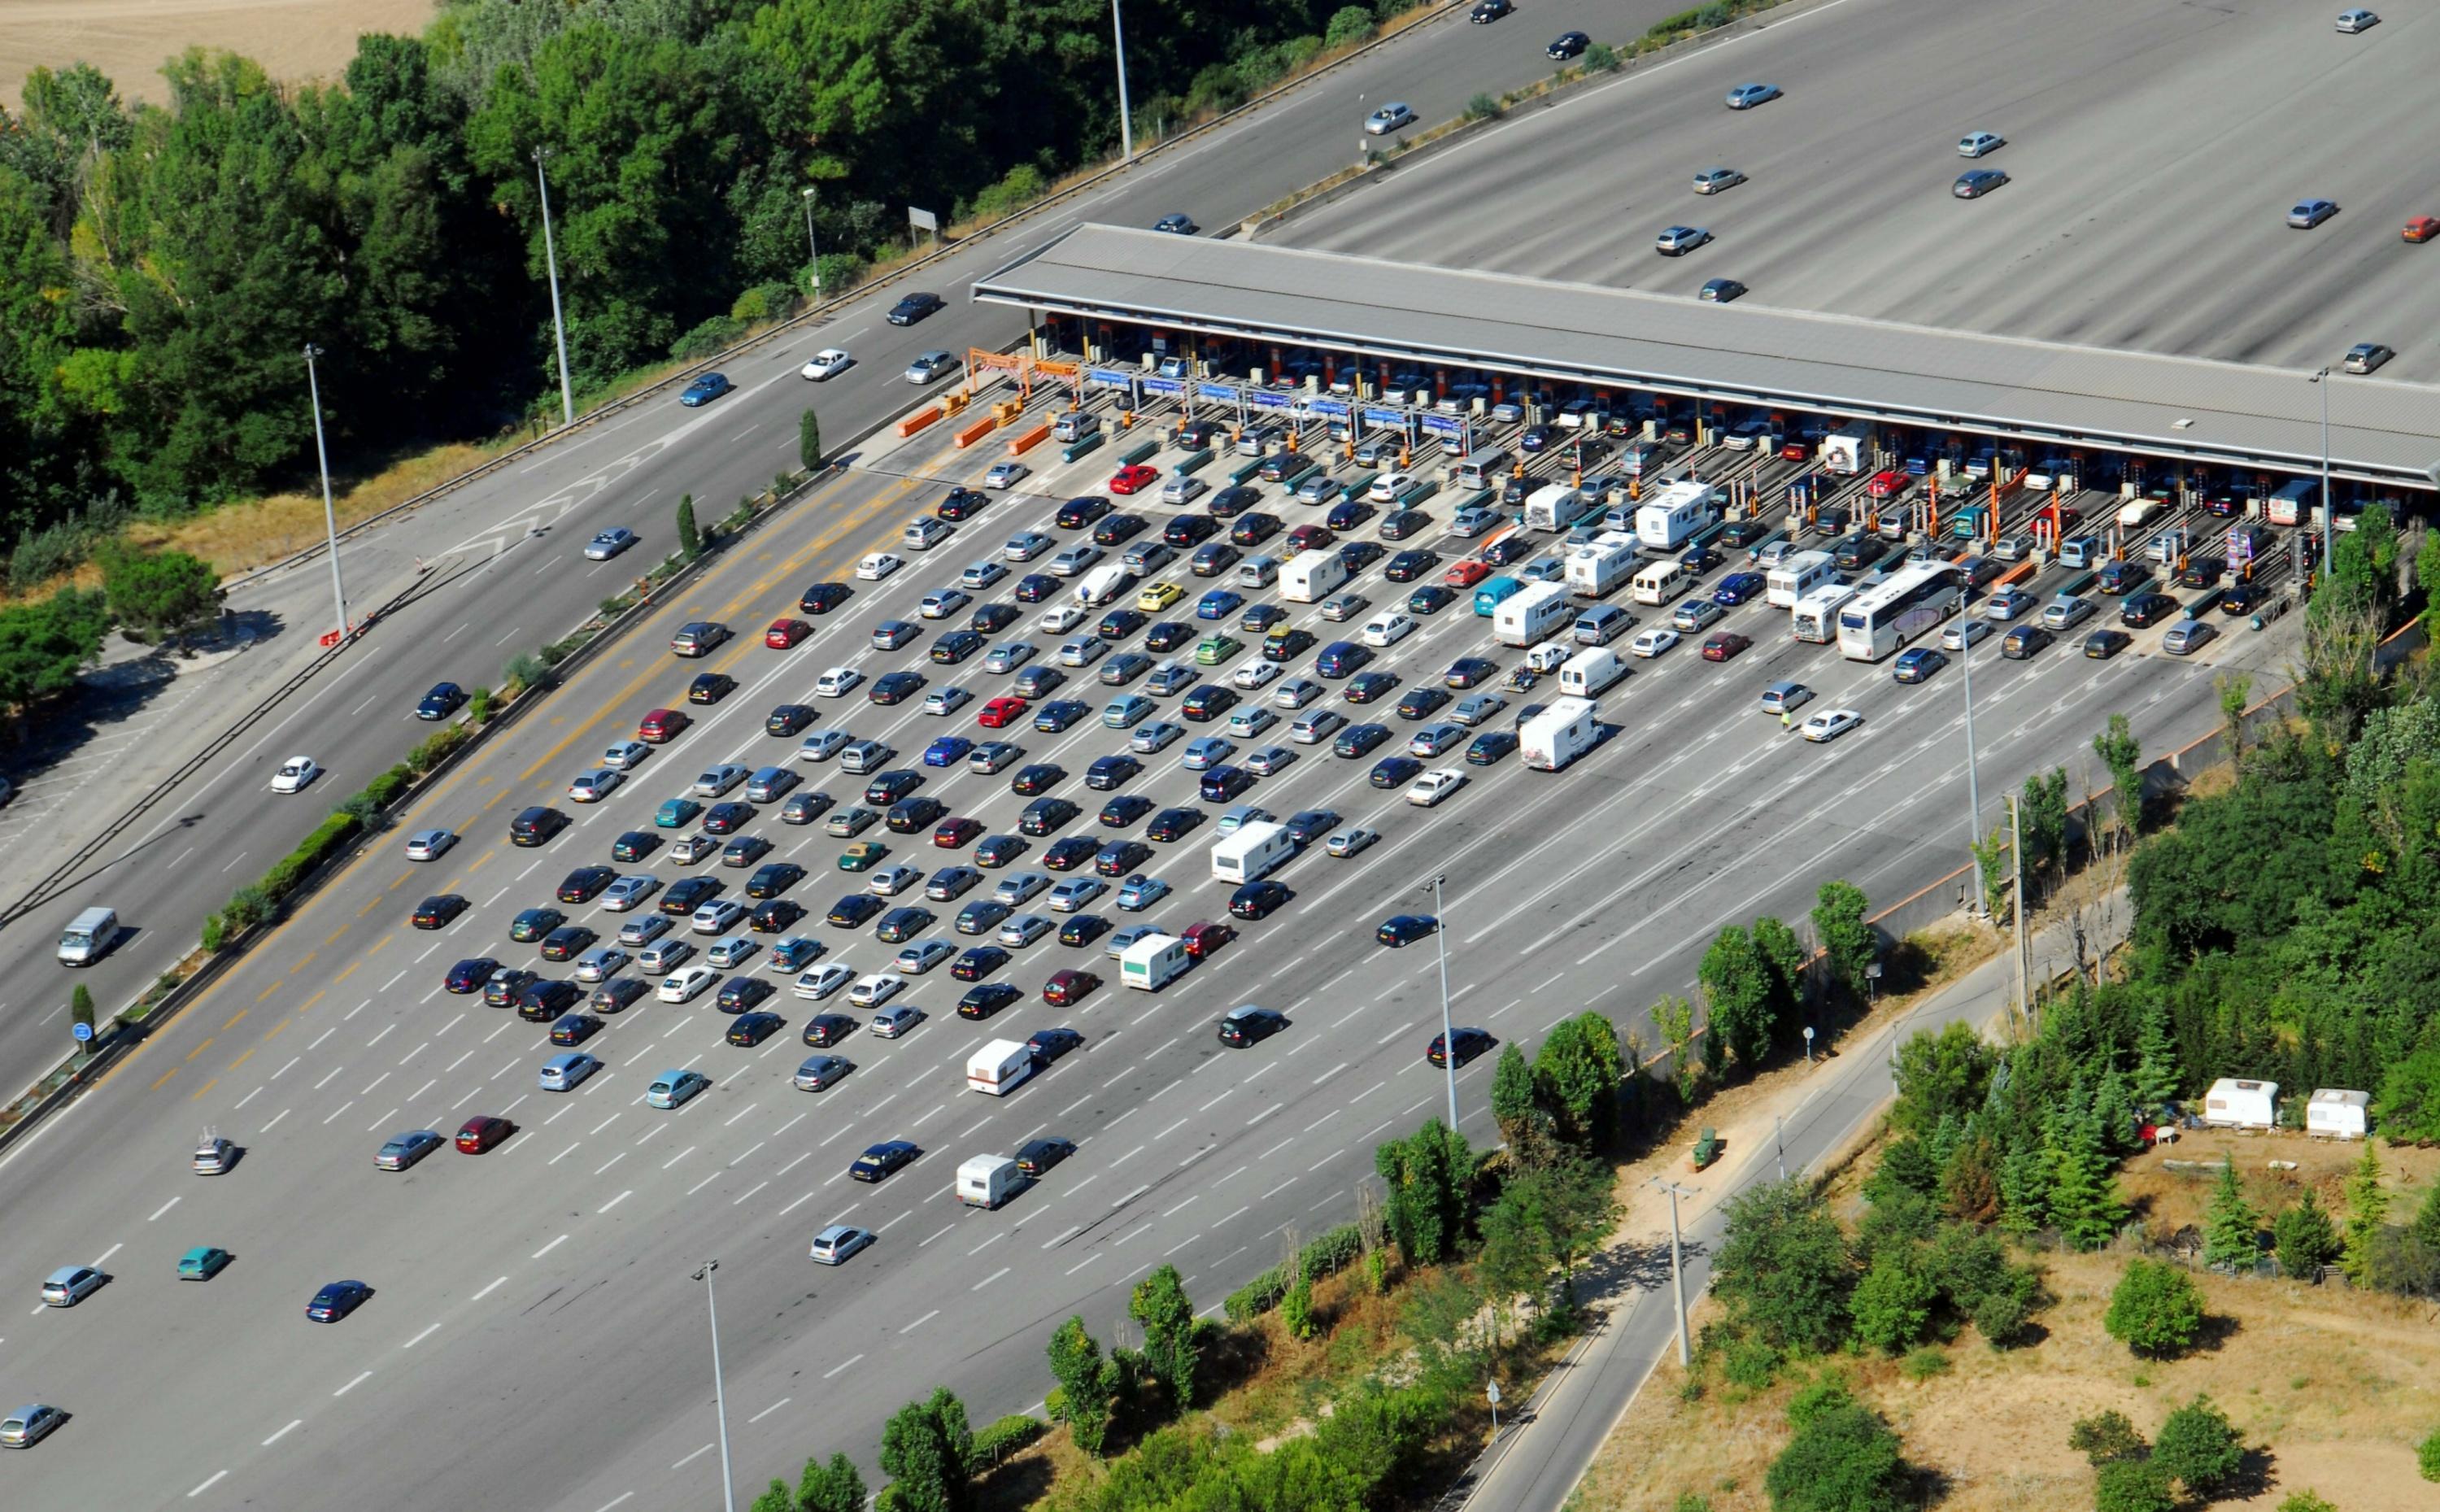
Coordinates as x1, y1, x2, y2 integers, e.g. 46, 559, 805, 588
1193, 634, 1244, 667
612, 830, 660, 863
177, 1245, 233, 1281
509, 907, 566, 943
654, 797, 704, 829
839, 840, 889, 872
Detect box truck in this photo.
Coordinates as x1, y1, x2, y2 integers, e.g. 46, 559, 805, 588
1565, 534, 1640, 598
967, 1039, 1035, 1096
1524, 483, 1596, 532
1635, 481, 1719, 551
1278, 551, 1349, 603
1558, 646, 1628, 697
1491, 581, 1574, 647
1519, 697, 1599, 771
1209, 820, 1296, 885
956, 1155, 1025, 1209
1119, 931, 1193, 990
1819, 420, 1877, 475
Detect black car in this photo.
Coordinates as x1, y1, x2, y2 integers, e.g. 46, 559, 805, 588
803, 1013, 859, 1047
1472, 0, 1514, 18
1100, 795, 1157, 828
752, 900, 808, 933
870, 671, 926, 704
1370, 756, 1424, 789
849, 1139, 921, 1182
863, 770, 924, 805
826, 895, 886, 928
1217, 1006, 1288, 1048
717, 976, 776, 1013
1092, 513, 1148, 547
720, 833, 773, 869
1263, 629, 1317, 664
1427, 1026, 1497, 1068
1028, 1026, 1085, 1063
1097, 608, 1148, 642
1148, 807, 1207, 843
1059, 913, 1111, 947
1283, 810, 1339, 846
726, 1011, 785, 1046
765, 704, 815, 737
612, 830, 660, 863
887, 796, 946, 833
510, 907, 567, 943
1085, 755, 1141, 791
746, 862, 805, 900
1444, 657, 1499, 689
975, 834, 1029, 867
1013, 573, 1059, 603
952, 945, 1011, 983
1057, 495, 1112, 529
1042, 834, 1100, 871
1228, 880, 1291, 920
1466, 731, 1519, 765
2084, 630, 2132, 660
661, 877, 725, 914
539, 925, 596, 961
1385, 550, 1441, 582
875, 906, 935, 943
446, 956, 501, 995
957, 900, 1013, 935
2220, 582, 2259, 616
1095, 839, 1152, 877
689, 672, 736, 704
485, 968, 541, 1008
415, 682, 464, 720
1208, 486, 1261, 518
1324, 499, 1375, 532
799, 582, 852, 615
510, 806, 569, 847
1548, 28, 1588, 57
1230, 513, 1283, 547
2001, 624, 2054, 660
1011, 763, 1065, 796
1191, 542, 1241, 577
412, 894, 468, 930
1408, 585, 1458, 616
971, 603, 1021, 634
930, 630, 984, 664
886, 292, 943, 325
958, 983, 1022, 1019
1035, 699, 1091, 733
1346, 671, 1401, 704
518, 980, 582, 1022
1376, 913, 1440, 948
701, 801, 756, 835
1396, 686, 1450, 721
1378, 510, 1431, 542
936, 486, 991, 521
1015, 1137, 1075, 1177
1339, 541, 1385, 573
1180, 686, 1239, 721
557, 866, 617, 904
2121, 592, 2179, 629
1163, 514, 1220, 547
1144, 622, 1194, 653
1018, 797, 1081, 835
1334, 723, 1391, 758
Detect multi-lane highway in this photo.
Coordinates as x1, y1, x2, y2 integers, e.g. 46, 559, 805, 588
0, 0, 1732, 1104
0, 384, 2267, 1507
1281, 0, 2438, 377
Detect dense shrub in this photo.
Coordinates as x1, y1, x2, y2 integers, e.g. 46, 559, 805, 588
1223, 1265, 1290, 1322
2104, 1259, 2204, 1358
970, 1413, 1045, 1465
1764, 1401, 1911, 1512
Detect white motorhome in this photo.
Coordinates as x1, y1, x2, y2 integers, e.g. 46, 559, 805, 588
956, 1155, 1025, 1209
967, 1039, 1035, 1096
1519, 697, 1598, 771
1491, 581, 1574, 647
1635, 481, 1719, 551
1209, 821, 1295, 885
1524, 484, 1596, 532
1819, 420, 1878, 475
1558, 646, 1628, 697
1791, 584, 1858, 643
1565, 534, 1640, 598
2199, 1077, 2278, 1131
1119, 931, 1193, 990
1278, 551, 1349, 603
1764, 550, 1837, 608
2305, 1087, 2368, 1140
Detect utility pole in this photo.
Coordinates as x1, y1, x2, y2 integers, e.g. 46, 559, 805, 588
2312, 367, 2333, 582
800, 186, 822, 297
1774, 1113, 1784, 1182
302, 343, 349, 644
1426, 874, 1459, 1128
1959, 599, 1985, 917
1110, 0, 1135, 161
2007, 793, 2031, 1021
1649, 1179, 1696, 1367
691, 1260, 737, 1512
534, 146, 575, 428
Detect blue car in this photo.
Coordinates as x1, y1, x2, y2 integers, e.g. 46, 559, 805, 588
1714, 572, 1767, 606
923, 736, 975, 769
679, 373, 733, 407
1196, 589, 1245, 621
1034, 700, 1091, 733
414, 682, 464, 720
307, 1279, 372, 1322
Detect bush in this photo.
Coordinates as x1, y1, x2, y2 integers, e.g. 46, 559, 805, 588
2094, 1458, 2176, 1512
2070, 1410, 2148, 1466
2277, 1493, 2340, 1512
2153, 1396, 2243, 1497
467, 686, 494, 723
1970, 1284, 2032, 1348
221, 884, 272, 932
1850, 1244, 1939, 1353
1721, 1335, 1784, 1389
1784, 1376, 1855, 1430
1466, 93, 1501, 121
967, 163, 1049, 224
338, 792, 382, 829
200, 913, 226, 952
1299, 1224, 1364, 1282
2103, 1258, 2204, 1358
729, 281, 801, 325
362, 765, 412, 810
410, 725, 471, 773
1223, 1265, 1290, 1322
1326, 5, 1375, 47
670, 314, 747, 361
1763, 1402, 1911, 1512
1281, 1273, 1318, 1340
813, 251, 866, 298
970, 1413, 1045, 1465
2420, 1423, 2440, 1482
1899, 1347, 1951, 1381
1584, 41, 1621, 72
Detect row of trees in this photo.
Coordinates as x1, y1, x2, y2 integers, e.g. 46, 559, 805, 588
0, 0, 1428, 566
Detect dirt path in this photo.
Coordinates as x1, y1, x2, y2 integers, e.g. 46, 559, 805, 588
1, 0, 434, 107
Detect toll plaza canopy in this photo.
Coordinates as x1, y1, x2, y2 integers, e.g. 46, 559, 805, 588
972, 224, 2440, 492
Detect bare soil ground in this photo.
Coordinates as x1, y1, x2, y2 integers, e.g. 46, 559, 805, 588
0, 0, 433, 109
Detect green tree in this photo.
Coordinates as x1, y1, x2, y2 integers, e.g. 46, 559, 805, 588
2375, 1044, 2440, 1144
1045, 1315, 1118, 1458
2273, 1190, 2340, 1280
1650, 992, 1699, 1094
2413, 1183, 2440, 1253
1475, 1180, 1549, 1343
877, 1387, 970, 1512
1128, 1264, 1199, 1413
1752, 914, 1806, 1035
1762, 1401, 1911, 1512
100, 546, 220, 637
1325, 5, 1376, 46
2103, 1257, 2204, 1358
799, 407, 821, 472
1713, 1179, 1854, 1355
2130, 1000, 2181, 1111
2020, 766, 2070, 878
752, 1452, 865, 1512
2094, 1458, 2176, 1512
2421, 1423, 2440, 1481
1699, 923, 1773, 1074
1849, 1243, 1939, 1353
2069, 1410, 2148, 1466
68, 983, 95, 1050
2341, 1142, 2390, 1284
2045, 1108, 2126, 1251
2152, 1394, 2244, 1498
1532, 1011, 1622, 1150
1489, 1043, 1553, 1166
1891, 1022, 1997, 1137
0, 587, 110, 716
1810, 879, 1876, 1000
1375, 1118, 1472, 1268
2216, 671, 2254, 767
1279, 1270, 1318, 1340
2094, 712, 2144, 843
2202, 1156, 2260, 1271
676, 492, 701, 560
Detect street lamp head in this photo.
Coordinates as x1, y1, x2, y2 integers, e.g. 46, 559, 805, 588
802, 186, 817, 201
303, 342, 323, 361
691, 1260, 719, 1281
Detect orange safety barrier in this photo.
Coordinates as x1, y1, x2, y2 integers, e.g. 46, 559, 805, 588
896, 406, 943, 438
991, 399, 1024, 425
1009, 424, 1051, 455
1994, 559, 2041, 587
942, 390, 972, 416
952, 416, 998, 449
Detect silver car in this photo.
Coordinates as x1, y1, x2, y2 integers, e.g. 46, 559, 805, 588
39, 1266, 106, 1307
1048, 545, 1102, 576
573, 946, 631, 983
404, 828, 455, 862
905, 350, 956, 383
618, 913, 672, 948
998, 913, 1056, 948
693, 763, 750, 796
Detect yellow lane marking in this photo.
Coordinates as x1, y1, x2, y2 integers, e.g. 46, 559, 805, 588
298, 990, 325, 1013
290, 950, 316, 974
221, 1009, 247, 1031
189, 1077, 218, 1101
256, 982, 282, 1003
264, 1018, 290, 1042
333, 961, 359, 986
184, 1037, 214, 1062
227, 1049, 253, 1074
149, 1066, 176, 1090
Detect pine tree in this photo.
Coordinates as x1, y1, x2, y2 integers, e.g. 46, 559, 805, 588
2203, 1157, 2260, 1271
2410, 1181, 2440, 1252
2341, 1142, 2389, 1283
676, 493, 701, 560
2046, 1113, 2125, 1251
2273, 1190, 2341, 1280
2131, 1000, 2181, 1113
1996, 1141, 2050, 1237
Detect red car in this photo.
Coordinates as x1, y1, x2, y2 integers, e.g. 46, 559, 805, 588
1283, 524, 1336, 553
1779, 438, 1810, 461
2405, 216, 2439, 244
638, 707, 690, 743
765, 617, 811, 648
455, 1116, 516, 1154
1109, 464, 1160, 495
1180, 920, 1235, 959
1443, 560, 1492, 588
1043, 969, 1101, 1007
1865, 469, 1911, 500
1701, 631, 1752, 662
932, 816, 984, 848
978, 695, 1030, 728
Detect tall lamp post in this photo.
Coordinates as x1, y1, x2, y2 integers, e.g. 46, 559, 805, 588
691, 1260, 738, 1512
534, 146, 575, 428
801, 186, 822, 298
1111, 0, 1135, 160
302, 343, 349, 644
1959, 596, 1985, 917
1424, 874, 1459, 1128
2310, 367, 2333, 581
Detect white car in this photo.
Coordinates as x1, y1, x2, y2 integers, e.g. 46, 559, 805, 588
793, 963, 856, 1000
1361, 612, 1415, 647
691, 899, 750, 935
1366, 472, 1414, 503
891, 939, 956, 974
1802, 708, 1863, 743
1406, 769, 1466, 807
1324, 826, 1379, 858
855, 552, 904, 582
1365, 102, 1416, 134
870, 1004, 923, 1038
800, 347, 853, 381
1957, 131, 2005, 158
601, 741, 651, 773
984, 462, 1029, 490
567, 768, 621, 804
1940, 619, 1994, 652
1629, 628, 1680, 658
1039, 603, 1087, 634
814, 667, 863, 698
269, 756, 320, 793
602, 874, 660, 911
808, 1223, 875, 1265
572, 947, 630, 983
904, 350, 956, 384
1231, 660, 1281, 691
1048, 877, 1107, 912
659, 964, 720, 1003
404, 828, 455, 862
1057, 635, 1109, 668
1159, 476, 1208, 506
919, 588, 971, 620
847, 973, 906, 1008
922, 687, 971, 717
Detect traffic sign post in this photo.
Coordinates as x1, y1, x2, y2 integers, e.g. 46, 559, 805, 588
1486, 1379, 1501, 1433
70, 1021, 93, 1044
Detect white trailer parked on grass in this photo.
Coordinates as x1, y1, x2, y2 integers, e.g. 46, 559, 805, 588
2305, 1087, 2368, 1139
2199, 1077, 2278, 1131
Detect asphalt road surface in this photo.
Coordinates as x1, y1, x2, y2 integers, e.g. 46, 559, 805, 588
0, 399, 2266, 1509
1280, 0, 2440, 378
0, 0, 1733, 1107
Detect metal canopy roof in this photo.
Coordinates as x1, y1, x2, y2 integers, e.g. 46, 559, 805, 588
972, 224, 2440, 491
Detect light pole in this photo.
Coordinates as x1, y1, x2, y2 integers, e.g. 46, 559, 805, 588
2311, 367, 2332, 581
302, 343, 349, 644
1959, 599, 1985, 917
801, 186, 821, 298
534, 146, 575, 428
1425, 874, 1459, 1129
691, 1260, 737, 1512
1111, 0, 1135, 160
1649, 1178, 1696, 1366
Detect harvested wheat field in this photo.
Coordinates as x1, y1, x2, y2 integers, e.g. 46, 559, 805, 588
0, 0, 434, 108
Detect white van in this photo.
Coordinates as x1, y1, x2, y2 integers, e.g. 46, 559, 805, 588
1236, 555, 1280, 589
1074, 563, 1135, 607
957, 1155, 1025, 1209
1558, 646, 1629, 697
1453, 450, 1513, 490
58, 906, 118, 966
1630, 560, 1688, 606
